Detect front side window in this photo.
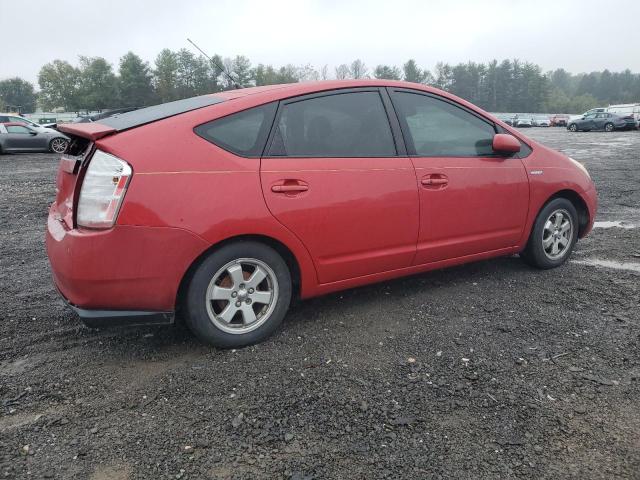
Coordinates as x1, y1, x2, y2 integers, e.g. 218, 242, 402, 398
195, 102, 277, 157
6, 125, 31, 134
391, 92, 496, 157
268, 91, 396, 157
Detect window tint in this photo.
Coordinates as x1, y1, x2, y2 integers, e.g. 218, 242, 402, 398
195, 102, 276, 157
268, 91, 396, 157
391, 92, 495, 157
6, 125, 31, 134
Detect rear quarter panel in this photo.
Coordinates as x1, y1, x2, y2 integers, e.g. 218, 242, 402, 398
96, 99, 319, 297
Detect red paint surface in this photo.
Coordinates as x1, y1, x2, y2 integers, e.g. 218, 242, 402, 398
46, 80, 597, 312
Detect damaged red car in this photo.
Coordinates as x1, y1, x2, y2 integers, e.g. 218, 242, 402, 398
46, 80, 597, 348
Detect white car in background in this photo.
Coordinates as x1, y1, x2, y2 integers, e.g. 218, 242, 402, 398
515, 118, 533, 128
532, 116, 550, 127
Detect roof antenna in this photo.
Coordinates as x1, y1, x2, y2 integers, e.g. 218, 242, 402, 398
187, 38, 241, 89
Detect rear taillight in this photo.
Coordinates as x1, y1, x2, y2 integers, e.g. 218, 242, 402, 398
76, 149, 132, 229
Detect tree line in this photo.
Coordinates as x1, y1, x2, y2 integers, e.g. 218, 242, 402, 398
1, 50, 639, 114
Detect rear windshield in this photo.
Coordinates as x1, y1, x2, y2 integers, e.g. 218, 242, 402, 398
98, 95, 225, 131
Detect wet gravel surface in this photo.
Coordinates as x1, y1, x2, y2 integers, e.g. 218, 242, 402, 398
1, 128, 639, 479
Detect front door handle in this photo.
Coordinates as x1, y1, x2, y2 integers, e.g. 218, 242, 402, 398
271, 180, 309, 194
421, 174, 448, 188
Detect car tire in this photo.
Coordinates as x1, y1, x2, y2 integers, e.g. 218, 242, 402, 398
49, 138, 68, 154
520, 198, 579, 270
183, 241, 292, 348
568, 124, 578, 132
604, 123, 615, 132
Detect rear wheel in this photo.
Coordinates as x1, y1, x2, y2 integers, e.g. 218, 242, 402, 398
604, 122, 615, 132
521, 198, 578, 269
568, 123, 578, 132
183, 241, 292, 348
49, 138, 68, 154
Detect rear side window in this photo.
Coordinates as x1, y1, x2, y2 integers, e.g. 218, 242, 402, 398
391, 92, 496, 157
268, 91, 396, 157
195, 102, 277, 157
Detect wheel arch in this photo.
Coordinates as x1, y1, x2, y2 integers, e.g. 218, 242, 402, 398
175, 234, 303, 315
545, 189, 590, 237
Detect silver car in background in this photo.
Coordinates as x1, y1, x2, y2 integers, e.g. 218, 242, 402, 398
0, 123, 70, 154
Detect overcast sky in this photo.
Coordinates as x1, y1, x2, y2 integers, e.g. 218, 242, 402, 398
2, 0, 639, 84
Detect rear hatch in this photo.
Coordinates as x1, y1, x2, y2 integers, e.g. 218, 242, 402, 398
53, 94, 226, 229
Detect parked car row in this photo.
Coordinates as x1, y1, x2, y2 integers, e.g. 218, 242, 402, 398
495, 103, 640, 132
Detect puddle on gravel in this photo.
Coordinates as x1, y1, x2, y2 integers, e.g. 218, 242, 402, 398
593, 220, 637, 229
572, 258, 640, 273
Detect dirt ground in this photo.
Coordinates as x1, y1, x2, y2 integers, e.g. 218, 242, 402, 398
1, 128, 639, 479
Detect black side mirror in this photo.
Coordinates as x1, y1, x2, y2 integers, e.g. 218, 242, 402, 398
29, 131, 38, 136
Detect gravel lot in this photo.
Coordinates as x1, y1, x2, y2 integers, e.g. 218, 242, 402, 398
1, 128, 639, 479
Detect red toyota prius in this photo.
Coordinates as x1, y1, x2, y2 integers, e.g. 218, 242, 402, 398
46, 80, 597, 348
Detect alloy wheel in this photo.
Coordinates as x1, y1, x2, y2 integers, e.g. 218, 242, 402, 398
542, 209, 573, 260
51, 138, 68, 153
205, 258, 278, 334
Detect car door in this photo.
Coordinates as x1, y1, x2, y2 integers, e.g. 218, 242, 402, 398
582, 113, 597, 130
594, 113, 607, 130
260, 89, 420, 284
388, 88, 529, 265
4, 125, 38, 150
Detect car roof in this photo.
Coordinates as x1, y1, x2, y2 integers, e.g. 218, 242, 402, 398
214, 80, 440, 100
60, 80, 519, 141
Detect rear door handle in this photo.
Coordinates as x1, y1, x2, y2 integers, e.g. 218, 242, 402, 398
421, 174, 448, 187
271, 180, 309, 194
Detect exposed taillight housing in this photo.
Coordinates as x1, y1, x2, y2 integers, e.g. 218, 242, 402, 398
76, 149, 132, 229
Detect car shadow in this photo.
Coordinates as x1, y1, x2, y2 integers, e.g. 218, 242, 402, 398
67, 254, 540, 357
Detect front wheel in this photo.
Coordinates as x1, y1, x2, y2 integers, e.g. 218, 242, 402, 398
49, 138, 68, 154
520, 198, 579, 269
568, 123, 578, 132
183, 241, 292, 348
604, 122, 615, 132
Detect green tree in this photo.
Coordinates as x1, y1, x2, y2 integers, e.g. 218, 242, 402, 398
253, 64, 277, 86
0, 78, 37, 113
433, 62, 453, 90
403, 59, 427, 84
154, 49, 179, 102
276, 65, 299, 83
549, 68, 573, 95
118, 52, 156, 107
373, 65, 401, 80
224, 55, 252, 88
77, 56, 119, 110
38, 60, 80, 111
569, 94, 600, 114
174, 49, 216, 98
